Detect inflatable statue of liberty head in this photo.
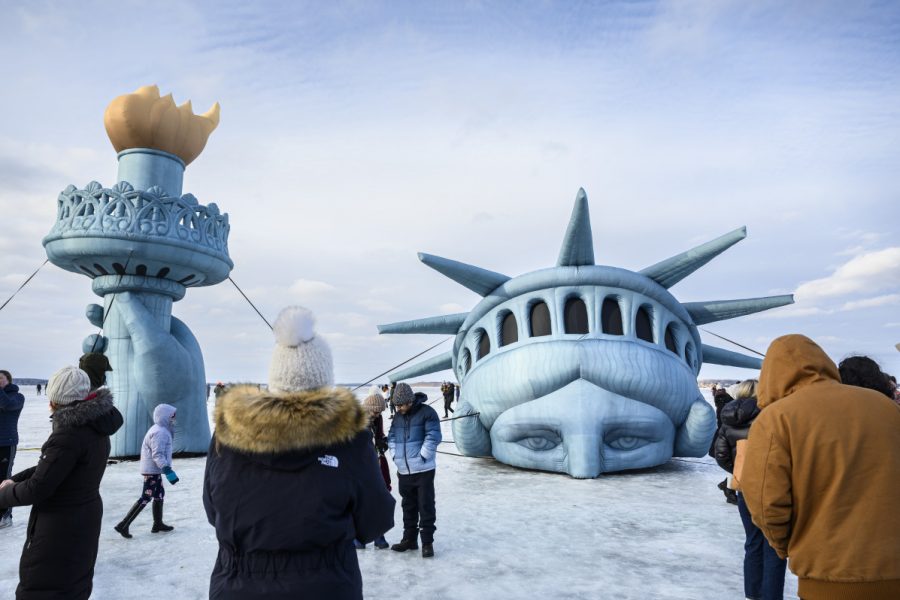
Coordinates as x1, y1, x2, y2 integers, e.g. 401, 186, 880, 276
379, 190, 793, 478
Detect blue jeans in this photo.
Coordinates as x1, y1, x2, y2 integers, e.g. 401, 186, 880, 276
738, 492, 787, 600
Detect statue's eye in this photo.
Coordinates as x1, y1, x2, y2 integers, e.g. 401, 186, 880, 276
517, 431, 561, 451
607, 436, 645, 451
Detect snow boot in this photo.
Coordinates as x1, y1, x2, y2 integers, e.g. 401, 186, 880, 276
151, 500, 174, 533
421, 544, 434, 558
391, 531, 419, 552
114, 501, 145, 539
353, 539, 366, 549
374, 535, 389, 549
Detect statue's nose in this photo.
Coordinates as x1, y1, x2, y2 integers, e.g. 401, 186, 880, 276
564, 433, 603, 478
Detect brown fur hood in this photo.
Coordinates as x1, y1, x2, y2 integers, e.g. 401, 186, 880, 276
214, 385, 368, 454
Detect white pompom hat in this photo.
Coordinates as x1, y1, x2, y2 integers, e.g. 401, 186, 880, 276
268, 306, 334, 393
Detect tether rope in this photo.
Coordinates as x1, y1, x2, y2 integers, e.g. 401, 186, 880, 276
0, 259, 48, 314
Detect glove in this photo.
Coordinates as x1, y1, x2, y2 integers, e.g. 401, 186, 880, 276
162, 466, 179, 485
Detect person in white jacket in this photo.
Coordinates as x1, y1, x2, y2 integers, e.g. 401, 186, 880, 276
114, 403, 180, 538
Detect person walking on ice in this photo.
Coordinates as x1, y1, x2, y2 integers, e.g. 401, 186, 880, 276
114, 403, 179, 538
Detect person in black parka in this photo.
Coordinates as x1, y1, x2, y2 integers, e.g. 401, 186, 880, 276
203, 306, 395, 600
0, 366, 123, 600
712, 379, 786, 600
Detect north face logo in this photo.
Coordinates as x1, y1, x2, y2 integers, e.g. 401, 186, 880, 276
318, 455, 339, 468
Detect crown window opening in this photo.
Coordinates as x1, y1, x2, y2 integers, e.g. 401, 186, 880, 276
601, 297, 624, 336
564, 297, 589, 335
499, 312, 519, 347
635, 305, 654, 343
460, 348, 471, 377
664, 324, 678, 355
476, 329, 491, 360
685, 341, 697, 371
529, 301, 551, 337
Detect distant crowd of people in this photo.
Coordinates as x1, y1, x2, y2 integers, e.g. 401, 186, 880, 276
0, 322, 898, 599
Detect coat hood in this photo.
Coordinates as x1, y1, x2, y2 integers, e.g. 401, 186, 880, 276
758, 334, 840, 409
52, 387, 123, 435
3, 384, 19, 394
153, 403, 177, 429
214, 385, 368, 455
720, 396, 760, 427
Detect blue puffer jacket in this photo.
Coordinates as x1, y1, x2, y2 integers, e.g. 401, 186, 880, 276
387, 396, 442, 475
0, 384, 25, 446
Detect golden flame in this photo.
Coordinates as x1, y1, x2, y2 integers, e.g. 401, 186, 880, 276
104, 85, 220, 166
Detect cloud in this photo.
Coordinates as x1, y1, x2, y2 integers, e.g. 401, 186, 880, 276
438, 303, 466, 314
287, 279, 337, 300
840, 293, 900, 311
795, 247, 900, 302
356, 298, 401, 314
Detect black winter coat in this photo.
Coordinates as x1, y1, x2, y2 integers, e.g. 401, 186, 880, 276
0, 389, 122, 600
713, 396, 760, 474
203, 385, 395, 600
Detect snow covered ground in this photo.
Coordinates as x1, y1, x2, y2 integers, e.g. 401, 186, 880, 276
0, 387, 799, 599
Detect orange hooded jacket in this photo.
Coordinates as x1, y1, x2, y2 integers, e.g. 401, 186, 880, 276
741, 334, 900, 600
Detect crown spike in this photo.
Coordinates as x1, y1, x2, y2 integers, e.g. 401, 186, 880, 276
388, 352, 454, 382
418, 253, 510, 297
683, 295, 794, 325
640, 227, 747, 289
379, 313, 469, 335
701, 344, 762, 369
557, 188, 595, 267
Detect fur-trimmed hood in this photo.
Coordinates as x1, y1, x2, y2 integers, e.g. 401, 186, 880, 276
214, 385, 368, 455
52, 387, 123, 435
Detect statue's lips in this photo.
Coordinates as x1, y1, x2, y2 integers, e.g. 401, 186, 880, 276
462, 338, 698, 428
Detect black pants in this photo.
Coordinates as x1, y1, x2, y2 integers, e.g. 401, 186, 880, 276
443, 398, 454, 417
398, 469, 436, 543
0, 445, 16, 519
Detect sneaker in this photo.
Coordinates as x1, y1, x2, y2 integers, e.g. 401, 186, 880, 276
0, 515, 11, 529
353, 539, 366, 550
373, 536, 389, 549
421, 543, 434, 558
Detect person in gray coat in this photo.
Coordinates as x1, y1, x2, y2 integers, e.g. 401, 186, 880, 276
387, 384, 442, 557
114, 403, 179, 538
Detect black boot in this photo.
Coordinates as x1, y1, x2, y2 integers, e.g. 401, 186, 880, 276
151, 500, 174, 533
421, 531, 434, 557
391, 530, 419, 552
114, 501, 145, 539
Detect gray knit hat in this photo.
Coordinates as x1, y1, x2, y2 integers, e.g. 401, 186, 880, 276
391, 382, 415, 406
47, 367, 91, 407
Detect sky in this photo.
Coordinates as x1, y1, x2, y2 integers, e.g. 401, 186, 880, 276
1, 0, 898, 384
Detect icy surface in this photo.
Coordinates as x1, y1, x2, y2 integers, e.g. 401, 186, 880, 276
0, 387, 799, 599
